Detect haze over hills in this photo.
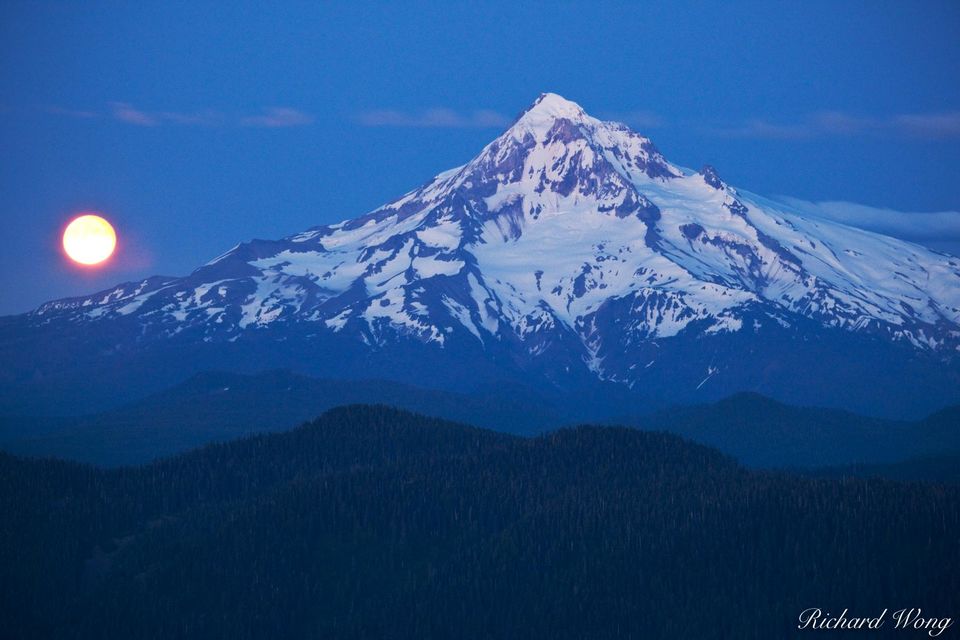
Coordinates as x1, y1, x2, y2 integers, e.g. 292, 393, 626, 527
620, 392, 960, 468
2, 93, 959, 418
0, 371, 567, 466
1, 370, 957, 471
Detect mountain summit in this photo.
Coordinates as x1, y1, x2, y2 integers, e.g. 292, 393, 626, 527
5, 94, 960, 417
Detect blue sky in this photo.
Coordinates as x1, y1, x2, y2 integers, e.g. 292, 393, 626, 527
2, 0, 959, 314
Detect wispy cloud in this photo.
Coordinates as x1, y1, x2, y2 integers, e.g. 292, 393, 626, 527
109, 102, 161, 126
47, 103, 313, 128
355, 108, 511, 129
777, 197, 960, 249
357, 106, 665, 131
710, 111, 960, 140
240, 107, 314, 128
891, 112, 960, 139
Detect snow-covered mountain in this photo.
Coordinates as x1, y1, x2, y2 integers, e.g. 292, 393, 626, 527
5, 93, 960, 417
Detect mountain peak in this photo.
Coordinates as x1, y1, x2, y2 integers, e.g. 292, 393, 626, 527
11, 94, 960, 421
504, 93, 592, 141
523, 92, 587, 120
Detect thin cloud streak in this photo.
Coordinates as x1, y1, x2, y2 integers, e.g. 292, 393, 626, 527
357, 107, 667, 130
240, 107, 314, 128
710, 111, 960, 140
47, 103, 313, 128
893, 112, 960, 139
109, 102, 160, 126
355, 108, 511, 128
777, 196, 960, 246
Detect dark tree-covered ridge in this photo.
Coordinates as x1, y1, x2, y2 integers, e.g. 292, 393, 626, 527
1, 405, 957, 639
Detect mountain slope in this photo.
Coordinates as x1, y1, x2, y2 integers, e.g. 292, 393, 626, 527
2, 405, 958, 639
2, 93, 958, 417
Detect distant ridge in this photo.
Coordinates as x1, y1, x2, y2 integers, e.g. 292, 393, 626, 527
2, 371, 957, 469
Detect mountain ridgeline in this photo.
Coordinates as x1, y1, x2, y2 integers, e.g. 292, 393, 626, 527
2, 370, 959, 471
2, 405, 957, 639
1, 93, 959, 419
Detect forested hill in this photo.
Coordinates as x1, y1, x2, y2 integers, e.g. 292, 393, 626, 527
2, 405, 958, 639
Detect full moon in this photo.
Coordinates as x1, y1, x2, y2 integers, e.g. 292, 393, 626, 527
63, 214, 117, 265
